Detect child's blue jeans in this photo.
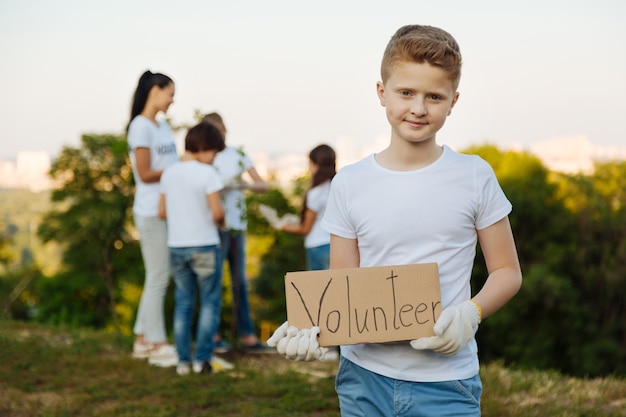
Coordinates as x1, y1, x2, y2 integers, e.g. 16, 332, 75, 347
171, 245, 222, 363
335, 356, 482, 416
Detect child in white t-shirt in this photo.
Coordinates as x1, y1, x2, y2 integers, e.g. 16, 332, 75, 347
268, 24, 522, 416
279, 144, 336, 271
158, 121, 226, 375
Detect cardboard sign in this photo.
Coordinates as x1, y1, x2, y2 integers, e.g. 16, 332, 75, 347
285, 263, 441, 347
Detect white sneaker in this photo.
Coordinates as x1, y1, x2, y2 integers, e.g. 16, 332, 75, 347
192, 361, 212, 374
176, 363, 191, 376
132, 342, 153, 359
148, 344, 178, 367
211, 355, 234, 371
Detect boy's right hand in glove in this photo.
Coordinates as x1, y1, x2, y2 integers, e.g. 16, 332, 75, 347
266, 321, 329, 361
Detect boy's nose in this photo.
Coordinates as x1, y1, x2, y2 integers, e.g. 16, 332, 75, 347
410, 99, 427, 116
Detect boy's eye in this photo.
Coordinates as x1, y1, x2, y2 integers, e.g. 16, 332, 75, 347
399, 90, 412, 96
427, 94, 441, 100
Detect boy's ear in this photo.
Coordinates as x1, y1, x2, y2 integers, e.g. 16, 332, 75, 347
448, 92, 460, 116
376, 81, 386, 106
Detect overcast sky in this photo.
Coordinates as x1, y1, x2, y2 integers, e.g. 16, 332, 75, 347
1, 0, 625, 160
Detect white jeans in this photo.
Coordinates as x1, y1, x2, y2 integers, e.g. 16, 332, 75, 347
133, 215, 171, 343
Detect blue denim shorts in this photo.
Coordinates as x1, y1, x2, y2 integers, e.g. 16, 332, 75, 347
335, 356, 481, 417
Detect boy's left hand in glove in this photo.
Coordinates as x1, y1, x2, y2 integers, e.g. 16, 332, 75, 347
410, 300, 481, 356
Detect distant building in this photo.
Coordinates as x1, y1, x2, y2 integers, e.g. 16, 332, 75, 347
0, 151, 51, 192
0, 160, 19, 188
527, 136, 626, 174
251, 152, 307, 189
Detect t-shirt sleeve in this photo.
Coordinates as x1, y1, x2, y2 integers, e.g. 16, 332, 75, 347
241, 151, 254, 171
127, 118, 152, 150
204, 166, 225, 195
305, 185, 325, 213
320, 172, 356, 239
475, 158, 512, 230
159, 167, 170, 193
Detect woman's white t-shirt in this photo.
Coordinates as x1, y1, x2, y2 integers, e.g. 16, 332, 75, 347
321, 145, 512, 382
128, 116, 178, 217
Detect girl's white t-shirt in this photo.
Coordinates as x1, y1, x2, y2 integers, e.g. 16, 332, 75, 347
159, 160, 224, 248
321, 145, 512, 382
304, 180, 331, 248
128, 116, 179, 217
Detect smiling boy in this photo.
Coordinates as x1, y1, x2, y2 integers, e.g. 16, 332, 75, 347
268, 24, 522, 416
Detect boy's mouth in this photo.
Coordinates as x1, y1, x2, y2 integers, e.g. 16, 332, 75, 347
405, 119, 427, 128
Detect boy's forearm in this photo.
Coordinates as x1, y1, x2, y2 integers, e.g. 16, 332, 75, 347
472, 266, 522, 319
250, 180, 269, 192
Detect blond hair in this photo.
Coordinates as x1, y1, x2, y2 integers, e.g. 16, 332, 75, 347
381, 25, 462, 90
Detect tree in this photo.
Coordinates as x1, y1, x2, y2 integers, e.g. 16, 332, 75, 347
465, 145, 626, 377
37, 133, 142, 330
553, 162, 626, 376
0, 221, 14, 268
247, 184, 307, 327
463, 145, 579, 369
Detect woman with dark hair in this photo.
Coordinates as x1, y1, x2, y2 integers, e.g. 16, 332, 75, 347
281, 144, 336, 271
127, 70, 179, 367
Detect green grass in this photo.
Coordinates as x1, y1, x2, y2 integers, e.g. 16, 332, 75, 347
1, 319, 624, 416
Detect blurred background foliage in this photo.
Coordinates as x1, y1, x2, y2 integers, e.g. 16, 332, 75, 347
1, 135, 625, 378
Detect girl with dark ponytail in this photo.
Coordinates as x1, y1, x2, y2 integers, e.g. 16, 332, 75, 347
281, 144, 336, 270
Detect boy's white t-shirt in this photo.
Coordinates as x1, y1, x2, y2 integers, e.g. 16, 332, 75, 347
212, 145, 254, 231
321, 145, 512, 383
128, 116, 179, 217
160, 161, 224, 248
304, 180, 331, 249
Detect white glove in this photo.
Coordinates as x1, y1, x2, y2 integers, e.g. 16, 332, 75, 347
266, 321, 329, 362
410, 300, 481, 356
279, 213, 300, 227
258, 204, 283, 229
258, 205, 301, 230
